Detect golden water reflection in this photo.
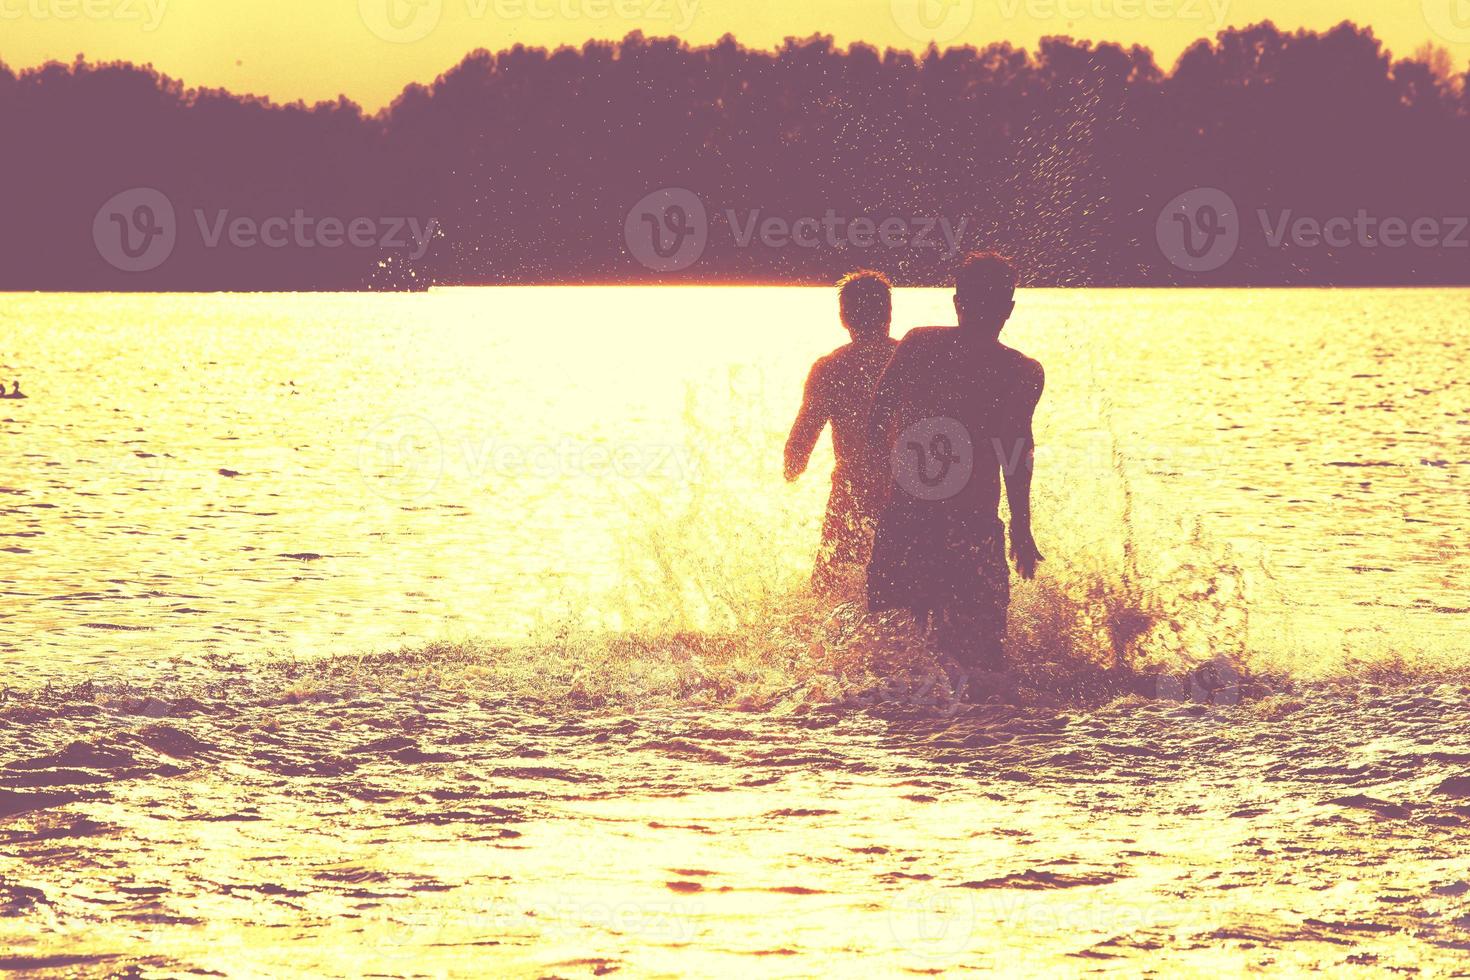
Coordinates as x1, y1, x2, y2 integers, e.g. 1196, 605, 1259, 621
1, 287, 1466, 680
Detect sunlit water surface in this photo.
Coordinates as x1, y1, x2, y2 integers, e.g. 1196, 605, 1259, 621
1, 288, 1466, 682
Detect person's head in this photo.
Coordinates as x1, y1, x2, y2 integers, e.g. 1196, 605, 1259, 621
837, 269, 893, 340
954, 251, 1017, 340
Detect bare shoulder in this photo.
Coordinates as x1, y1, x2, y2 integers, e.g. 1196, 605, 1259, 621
1005, 347, 1045, 403
1025, 356, 1046, 390
812, 346, 845, 376
898, 325, 951, 348
1008, 347, 1044, 383
894, 326, 952, 362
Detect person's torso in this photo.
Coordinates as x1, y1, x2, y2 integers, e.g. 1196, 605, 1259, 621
893, 328, 1034, 516
820, 338, 898, 492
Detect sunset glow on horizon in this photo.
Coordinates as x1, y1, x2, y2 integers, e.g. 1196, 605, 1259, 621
3, 0, 1468, 109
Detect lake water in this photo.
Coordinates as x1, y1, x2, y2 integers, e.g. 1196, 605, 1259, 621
1, 288, 1466, 683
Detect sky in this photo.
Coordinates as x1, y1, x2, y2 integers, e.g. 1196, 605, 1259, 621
3, 0, 1467, 110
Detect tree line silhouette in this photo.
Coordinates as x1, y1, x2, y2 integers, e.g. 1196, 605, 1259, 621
2, 22, 1467, 290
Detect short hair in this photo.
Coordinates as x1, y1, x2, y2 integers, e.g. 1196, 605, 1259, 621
955, 252, 1016, 310
837, 269, 893, 335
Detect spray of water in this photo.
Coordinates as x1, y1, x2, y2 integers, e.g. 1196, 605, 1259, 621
370, 382, 1278, 714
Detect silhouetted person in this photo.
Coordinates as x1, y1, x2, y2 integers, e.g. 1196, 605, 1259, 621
786, 271, 900, 591
867, 252, 1044, 673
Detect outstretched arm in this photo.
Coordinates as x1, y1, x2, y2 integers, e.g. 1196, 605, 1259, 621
1001, 361, 1045, 579
784, 364, 828, 482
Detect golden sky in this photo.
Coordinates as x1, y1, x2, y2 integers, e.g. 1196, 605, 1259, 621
3, 0, 1466, 109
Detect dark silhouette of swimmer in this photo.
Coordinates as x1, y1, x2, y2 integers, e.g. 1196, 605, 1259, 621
785, 271, 900, 591
867, 252, 1044, 673
5, 381, 22, 399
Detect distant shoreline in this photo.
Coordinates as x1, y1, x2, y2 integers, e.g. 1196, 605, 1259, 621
7, 25, 1469, 292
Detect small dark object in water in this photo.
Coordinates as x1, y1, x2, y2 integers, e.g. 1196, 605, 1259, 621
218, 469, 242, 478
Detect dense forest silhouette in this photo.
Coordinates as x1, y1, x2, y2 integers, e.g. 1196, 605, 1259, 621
2, 22, 1468, 290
